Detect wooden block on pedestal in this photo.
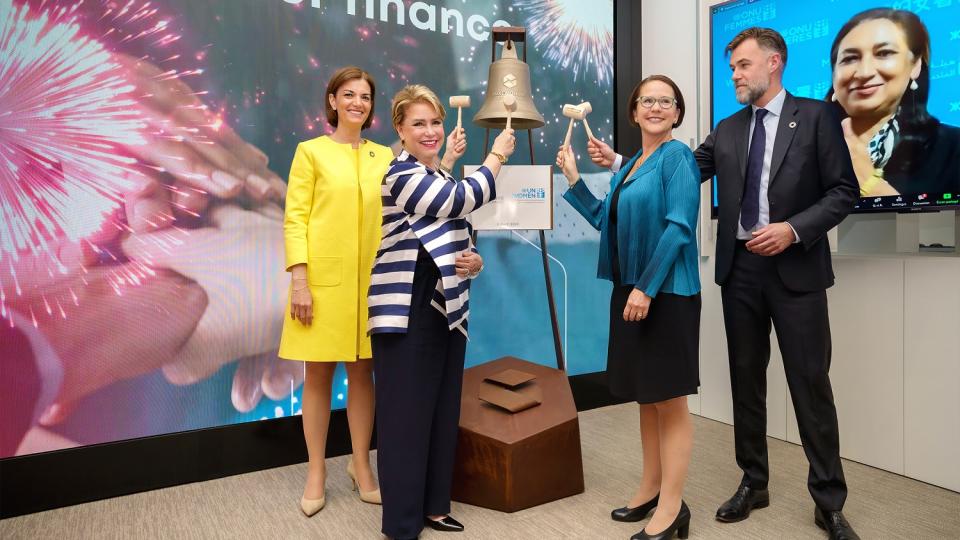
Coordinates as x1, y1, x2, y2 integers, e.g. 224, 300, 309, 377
452, 356, 584, 512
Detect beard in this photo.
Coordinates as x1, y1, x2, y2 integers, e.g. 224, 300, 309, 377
735, 77, 770, 105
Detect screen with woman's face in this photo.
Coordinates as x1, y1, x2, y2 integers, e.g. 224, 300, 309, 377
710, 0, 960, 213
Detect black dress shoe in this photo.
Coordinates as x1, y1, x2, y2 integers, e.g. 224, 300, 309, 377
630, 500, 691, 540
612, 493, 660, 522
815, 508, 860, 540
715, 484, 769, 523
424, 515, 464, 532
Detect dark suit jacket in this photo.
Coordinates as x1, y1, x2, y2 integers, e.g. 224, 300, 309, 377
695, 92, 859, 292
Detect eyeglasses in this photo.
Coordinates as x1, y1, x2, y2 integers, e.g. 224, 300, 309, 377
636, 96, 677, 109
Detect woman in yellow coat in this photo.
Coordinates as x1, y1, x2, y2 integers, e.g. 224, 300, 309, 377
280, 66, 468, 517
279, 66, 392, 516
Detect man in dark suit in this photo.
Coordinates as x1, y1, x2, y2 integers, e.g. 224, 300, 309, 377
696, 28, 859, 540
588, 27, 860, 540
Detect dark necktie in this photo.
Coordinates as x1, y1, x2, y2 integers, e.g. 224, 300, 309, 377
741, 108, 768, 230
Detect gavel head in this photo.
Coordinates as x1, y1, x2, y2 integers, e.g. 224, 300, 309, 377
449, 95, 471, 108
577, 101, 593, 115
502, 94, 517, 113
562, 104, 585, 120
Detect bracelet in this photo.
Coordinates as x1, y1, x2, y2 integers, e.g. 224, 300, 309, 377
860, 168, 884, 196
292, 284, 309, 292
439, 162, 453, 175
489, 151, 507, 164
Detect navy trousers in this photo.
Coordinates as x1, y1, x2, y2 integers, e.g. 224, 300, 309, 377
372, 248, 467, 539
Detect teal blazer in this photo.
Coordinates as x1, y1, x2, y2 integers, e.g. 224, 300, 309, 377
563, 140, 701, 297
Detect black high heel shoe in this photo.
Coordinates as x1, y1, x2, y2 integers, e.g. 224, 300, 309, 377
630, 500, 691, 540
424, 515, 464, 532
612, 493, 660, 522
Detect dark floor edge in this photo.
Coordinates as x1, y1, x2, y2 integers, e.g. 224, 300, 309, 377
0, 371, 620, 519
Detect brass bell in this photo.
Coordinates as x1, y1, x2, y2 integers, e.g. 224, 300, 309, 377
473, 40, 544, 130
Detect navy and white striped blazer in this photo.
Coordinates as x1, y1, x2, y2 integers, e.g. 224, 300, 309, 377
367, 151, 496, 335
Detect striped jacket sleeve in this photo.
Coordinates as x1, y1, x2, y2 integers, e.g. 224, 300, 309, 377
386, 162, 496, 218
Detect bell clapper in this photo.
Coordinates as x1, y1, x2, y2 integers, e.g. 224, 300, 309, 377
503, 95, 517, 131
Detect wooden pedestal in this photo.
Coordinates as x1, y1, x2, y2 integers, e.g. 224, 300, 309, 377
451, 357, 584, 512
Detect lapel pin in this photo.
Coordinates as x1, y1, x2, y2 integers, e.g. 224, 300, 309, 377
789, 121, 797, 129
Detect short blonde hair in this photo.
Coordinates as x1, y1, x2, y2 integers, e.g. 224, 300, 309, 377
391, 84, 446, 128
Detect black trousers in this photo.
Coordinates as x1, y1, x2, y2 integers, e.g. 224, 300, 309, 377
371, 250, 467, 539
720, 243, 847, 511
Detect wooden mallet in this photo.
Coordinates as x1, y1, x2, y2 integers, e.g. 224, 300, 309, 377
503, 95, 517, 130
561, 104, 584, 147
449, 95, 471, 132
577, 101, 596, 140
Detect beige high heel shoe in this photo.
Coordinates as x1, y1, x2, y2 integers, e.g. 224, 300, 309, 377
300, 473, 326, 517
299, 494, 325, 517
347, 458, 382, 505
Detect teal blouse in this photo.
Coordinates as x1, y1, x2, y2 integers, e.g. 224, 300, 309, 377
563, 140, 701, 297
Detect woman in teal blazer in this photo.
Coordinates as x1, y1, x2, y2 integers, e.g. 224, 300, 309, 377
557, 75, 700, 540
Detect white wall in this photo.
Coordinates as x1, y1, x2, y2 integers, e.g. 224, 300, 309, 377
638, 0, 960, 492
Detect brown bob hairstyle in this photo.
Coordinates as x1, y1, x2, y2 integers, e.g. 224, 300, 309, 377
627, 74, 686, 129
325, 66, 377, 130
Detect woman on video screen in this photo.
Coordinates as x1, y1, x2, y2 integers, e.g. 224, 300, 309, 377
826, 8, 960, 198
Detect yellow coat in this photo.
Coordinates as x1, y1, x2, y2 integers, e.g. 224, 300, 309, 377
279, 136, 393, 362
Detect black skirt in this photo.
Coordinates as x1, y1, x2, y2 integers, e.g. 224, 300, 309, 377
607, 285, 701, 404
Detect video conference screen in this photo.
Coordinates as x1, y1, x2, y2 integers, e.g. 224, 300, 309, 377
0, 0, 613, 458
710, 0, 960, 213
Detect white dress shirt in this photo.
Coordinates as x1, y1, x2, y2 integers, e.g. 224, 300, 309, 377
738, 88, 785, 240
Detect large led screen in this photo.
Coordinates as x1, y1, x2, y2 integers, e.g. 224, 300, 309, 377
0, 0, 614, 458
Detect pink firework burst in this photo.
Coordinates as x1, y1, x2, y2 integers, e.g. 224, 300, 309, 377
0, 2, 145, 262
1, 1, 154, 325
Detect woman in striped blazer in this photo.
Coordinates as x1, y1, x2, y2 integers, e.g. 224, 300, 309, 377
368, 84, 515, 540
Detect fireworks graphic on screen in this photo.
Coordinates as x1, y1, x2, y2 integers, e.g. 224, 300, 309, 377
519, 0, 614, 84
0, 2, 144, 258
0, 0, 198, 326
